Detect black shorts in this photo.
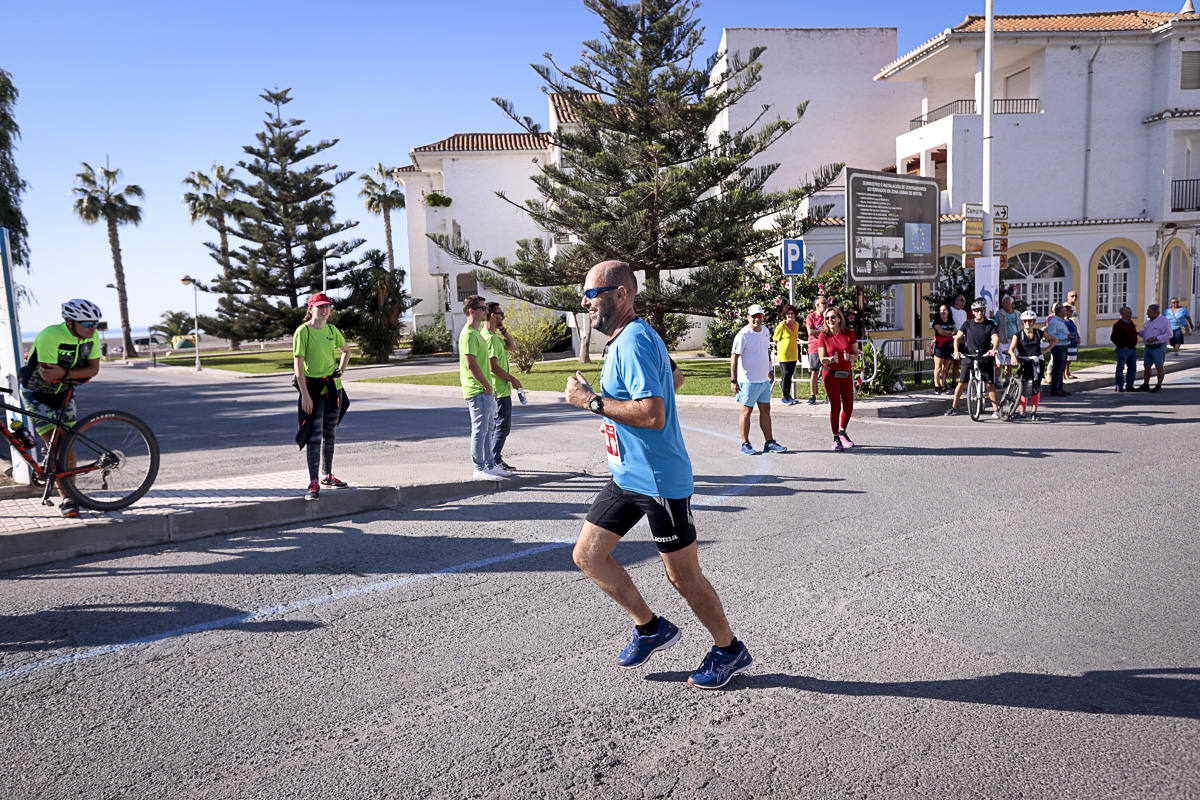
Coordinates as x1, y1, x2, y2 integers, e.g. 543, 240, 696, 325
933, 339, 954, 360
585, 480, 697, 554
959, 357, 996, 384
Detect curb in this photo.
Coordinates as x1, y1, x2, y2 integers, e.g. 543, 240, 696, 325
0, 471, 586, 574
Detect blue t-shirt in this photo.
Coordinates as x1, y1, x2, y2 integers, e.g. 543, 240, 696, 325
1167, 307, 1192, 331
600, 319, 693, 499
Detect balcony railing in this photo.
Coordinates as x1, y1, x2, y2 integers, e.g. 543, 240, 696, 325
909, 98, 1042, 130
1172, 179, 1200, 212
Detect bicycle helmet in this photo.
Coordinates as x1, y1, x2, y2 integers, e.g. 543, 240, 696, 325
970, 298, 987, 310
1019, 310, 1037, 321
61, 298, 103, 322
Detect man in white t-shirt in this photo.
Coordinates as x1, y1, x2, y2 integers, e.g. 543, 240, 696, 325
730, 304, 787, 455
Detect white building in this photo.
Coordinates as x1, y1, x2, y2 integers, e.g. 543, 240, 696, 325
398, 28, 919, 348
800, 7, 1200, 344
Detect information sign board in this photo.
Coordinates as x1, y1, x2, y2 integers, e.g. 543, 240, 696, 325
844, 169, 940, 284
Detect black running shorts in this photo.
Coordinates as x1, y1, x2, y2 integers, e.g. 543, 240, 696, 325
585, 480, 697, 554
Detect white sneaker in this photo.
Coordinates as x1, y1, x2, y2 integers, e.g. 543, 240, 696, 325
472, 468, 503, 482
488, 464, 513, 478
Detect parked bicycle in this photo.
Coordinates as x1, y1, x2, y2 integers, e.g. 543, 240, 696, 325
0, 381, 160, 511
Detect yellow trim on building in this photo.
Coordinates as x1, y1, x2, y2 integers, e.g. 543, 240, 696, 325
1158, 237, 1190, 309
1087, 238, 1146, 345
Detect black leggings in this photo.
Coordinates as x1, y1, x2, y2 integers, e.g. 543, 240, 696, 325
779, 360, 797, 401
306, 390, 339, 482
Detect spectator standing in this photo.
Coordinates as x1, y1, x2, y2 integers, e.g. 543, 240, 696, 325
951, 294, 968, 329
931, 304, 956, 394
1063, 304, 1080, 380
1137, 303, 1172, 392
1045, 303, 1072, 396
803, 296, 827, 404
459, 295, 507, 481
484, 301, 523, 473
565, 260, 752, 690
1110, 306, 1139, 393
1008, 309, 1054, 420
1166, 298, 1193, 354
731, 304, 786, 455
293, 292, 352, 501
817, 306, 860, 451
772, 304, 801, 405
993, 295, 1019, 381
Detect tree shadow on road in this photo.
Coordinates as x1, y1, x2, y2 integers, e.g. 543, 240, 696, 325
848, 446, 1117, 458
693, 474, 864, 497
644, 667, 1200, 718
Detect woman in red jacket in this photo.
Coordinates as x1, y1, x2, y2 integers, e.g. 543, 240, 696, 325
817, 306, 861, 452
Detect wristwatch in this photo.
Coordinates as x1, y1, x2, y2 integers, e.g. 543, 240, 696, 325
588, 395, 604, 415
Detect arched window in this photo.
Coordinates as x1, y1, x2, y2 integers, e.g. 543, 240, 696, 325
1003, 251, 1066, 318
1095, 248, 1132, 317
939, 254, 962, 272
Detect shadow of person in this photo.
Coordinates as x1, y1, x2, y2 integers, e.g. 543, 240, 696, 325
643, 667, 1200, 718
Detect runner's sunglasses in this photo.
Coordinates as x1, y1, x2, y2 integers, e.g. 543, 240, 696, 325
582, 285, 621, 300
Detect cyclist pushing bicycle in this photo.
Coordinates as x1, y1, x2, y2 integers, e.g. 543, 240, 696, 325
18, 299, 103, 517
944, 298, 1001, 418
1004, 309, 1058, 421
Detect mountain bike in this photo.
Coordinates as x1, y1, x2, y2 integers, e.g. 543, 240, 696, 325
959, 351, 991, 421
0, 382, 160, 510
997, 354, 1044, 421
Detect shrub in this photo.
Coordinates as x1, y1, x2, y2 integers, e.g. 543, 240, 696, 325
410, 313, 453, 355
505, 303, 564, 372
544, 315, 572, 353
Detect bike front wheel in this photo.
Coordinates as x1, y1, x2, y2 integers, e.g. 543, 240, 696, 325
967, 377, 985, 421
998, 375, 1022, 419
57, 410, 160, 511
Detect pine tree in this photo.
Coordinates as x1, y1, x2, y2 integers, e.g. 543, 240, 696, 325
434, 0, 839, 340
217, 88, 364, 341
0, 69, 30, 303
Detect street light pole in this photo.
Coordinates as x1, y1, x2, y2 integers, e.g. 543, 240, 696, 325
322, 246, 338, 293
181, 276, 201, 372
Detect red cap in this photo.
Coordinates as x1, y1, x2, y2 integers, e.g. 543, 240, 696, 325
307, 292, 332, 307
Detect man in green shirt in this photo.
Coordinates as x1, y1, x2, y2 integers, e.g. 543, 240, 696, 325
20, 298, 104, 518
458, 294, 507, 481
484, 301, 523, 473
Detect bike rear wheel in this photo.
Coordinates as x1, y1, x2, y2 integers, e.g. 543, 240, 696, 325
998, 375, 1022, 419
57, 410, 160, 511
967, 376, 985, 421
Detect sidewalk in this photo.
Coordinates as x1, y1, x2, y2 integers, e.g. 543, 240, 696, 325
0, 460, 595, 574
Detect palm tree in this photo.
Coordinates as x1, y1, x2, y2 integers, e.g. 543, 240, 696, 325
357, 163, 405, 273
183, 165, 241, 347
72, 160, 142, 356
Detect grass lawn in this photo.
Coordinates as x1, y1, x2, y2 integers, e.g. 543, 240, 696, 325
157, 349, 297, 373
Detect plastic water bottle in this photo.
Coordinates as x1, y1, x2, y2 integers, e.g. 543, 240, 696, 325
9, 419, 36, 450
517, 390, 527, 405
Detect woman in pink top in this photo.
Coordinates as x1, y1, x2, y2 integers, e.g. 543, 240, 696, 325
803, 296, 827, 404
817, 306, 860, 452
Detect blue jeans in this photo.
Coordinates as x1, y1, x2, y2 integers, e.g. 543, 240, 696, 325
1049, 346, 1068, 393
466, 393, 497, 470
1114, 347, 1137, 389
493, 394, 512, 463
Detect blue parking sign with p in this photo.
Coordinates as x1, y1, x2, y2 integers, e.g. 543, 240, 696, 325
781, 239, 805, 275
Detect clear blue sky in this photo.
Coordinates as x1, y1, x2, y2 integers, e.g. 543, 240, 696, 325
5, 0, 1156, 331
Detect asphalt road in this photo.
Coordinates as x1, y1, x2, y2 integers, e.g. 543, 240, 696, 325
1, 367, 1198, 798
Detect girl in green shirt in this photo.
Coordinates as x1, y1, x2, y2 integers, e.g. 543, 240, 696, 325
293, 293, 351, 500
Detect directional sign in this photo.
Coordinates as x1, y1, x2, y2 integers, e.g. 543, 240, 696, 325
781, 239, 806, 276
962, 203, 1008, 268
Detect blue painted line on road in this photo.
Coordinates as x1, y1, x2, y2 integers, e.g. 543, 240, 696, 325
2, 424, 774, 684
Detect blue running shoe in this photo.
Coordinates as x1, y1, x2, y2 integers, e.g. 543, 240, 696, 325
687, 641, 753, 689
617, 617, 681, 669
740, 442, 756, 455
763, 439, 787, 453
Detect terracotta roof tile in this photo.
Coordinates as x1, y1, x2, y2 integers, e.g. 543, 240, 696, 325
412, 133, 550, 152
952, 10, 1198, 33
549, 92, 604, 124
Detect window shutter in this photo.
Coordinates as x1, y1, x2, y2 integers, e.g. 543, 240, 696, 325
1181, 51, 1200, 90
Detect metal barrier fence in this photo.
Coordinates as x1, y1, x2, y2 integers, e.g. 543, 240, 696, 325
876, 337, 935, 386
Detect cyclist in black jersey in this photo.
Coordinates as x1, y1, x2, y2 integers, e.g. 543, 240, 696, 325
944, 299, 1000, 418
1008, 309, 1057, 420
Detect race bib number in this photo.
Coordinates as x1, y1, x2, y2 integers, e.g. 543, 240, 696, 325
603, 421, 621, 462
